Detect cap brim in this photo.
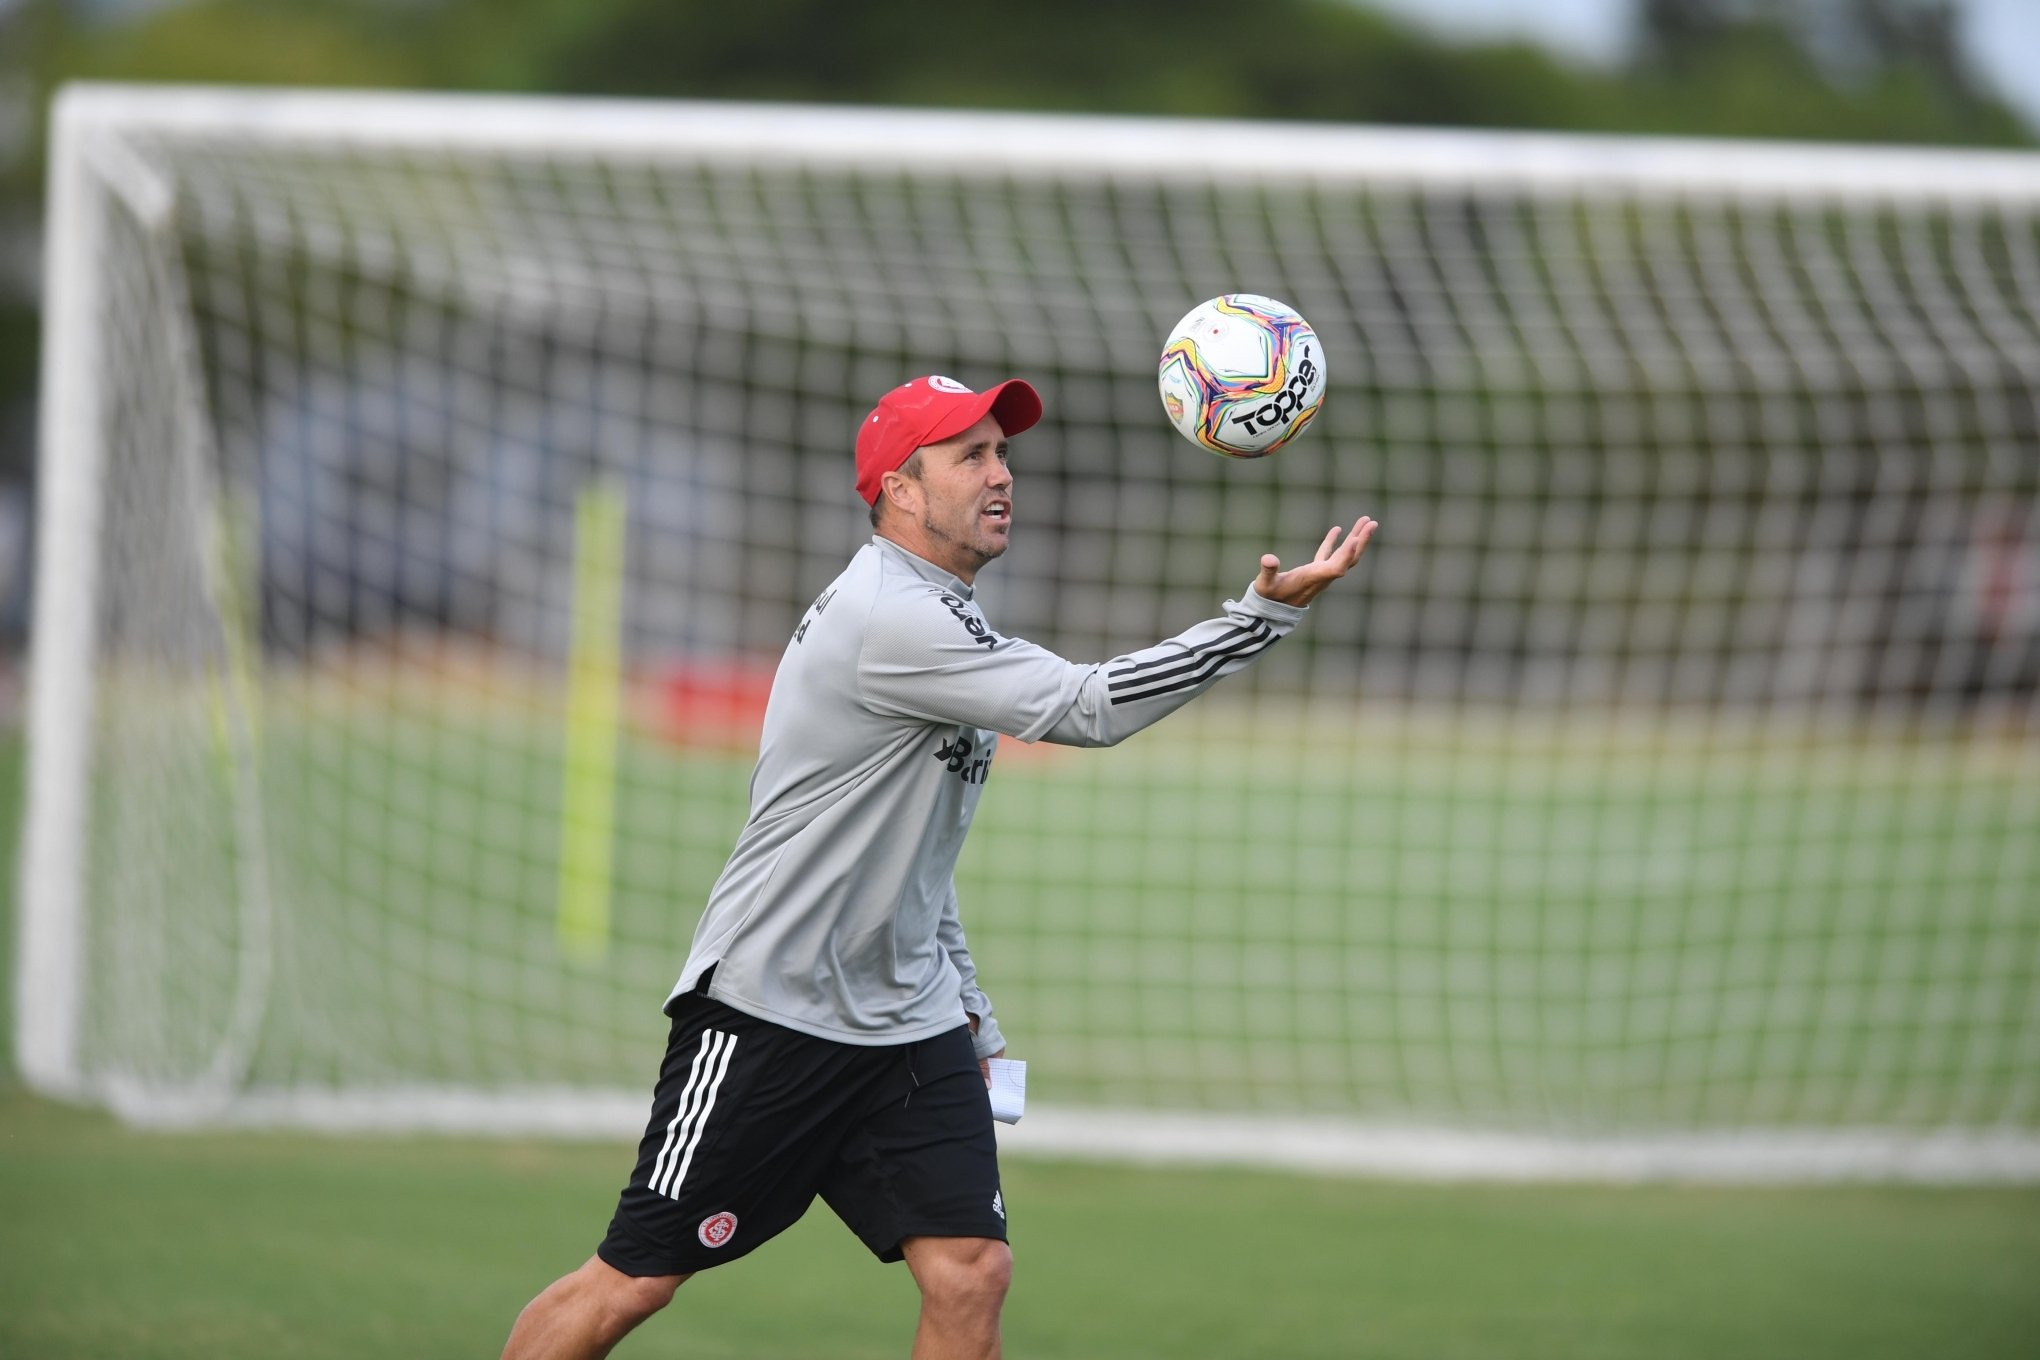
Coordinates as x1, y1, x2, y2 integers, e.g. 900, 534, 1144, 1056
986, 379, 1044, 439
918, 379, 1044, 449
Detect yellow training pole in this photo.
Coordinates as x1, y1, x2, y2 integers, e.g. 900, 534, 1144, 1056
556, 481, 627, 963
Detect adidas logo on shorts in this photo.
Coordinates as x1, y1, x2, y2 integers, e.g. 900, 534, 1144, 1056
992, 1190, 1004, 1220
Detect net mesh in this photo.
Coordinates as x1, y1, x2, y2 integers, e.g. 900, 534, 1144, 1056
40, 101, 2040, 1158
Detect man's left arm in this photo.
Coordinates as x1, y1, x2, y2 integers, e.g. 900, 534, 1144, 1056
939, 881, 1005, 1079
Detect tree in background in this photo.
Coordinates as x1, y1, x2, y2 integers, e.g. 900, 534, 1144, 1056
1632, 0, 2022, 141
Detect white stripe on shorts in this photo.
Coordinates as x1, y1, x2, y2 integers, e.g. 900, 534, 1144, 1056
648, 1030, 724, 1198
662, 1031, 738, 1201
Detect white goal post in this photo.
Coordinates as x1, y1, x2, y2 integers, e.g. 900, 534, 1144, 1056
19, 84, 2040, 1180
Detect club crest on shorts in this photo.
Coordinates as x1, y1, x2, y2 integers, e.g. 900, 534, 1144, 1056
697, 1211, 738, 1249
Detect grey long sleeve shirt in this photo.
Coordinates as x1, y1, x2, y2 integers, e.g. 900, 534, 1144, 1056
671, 536, 1308, 1057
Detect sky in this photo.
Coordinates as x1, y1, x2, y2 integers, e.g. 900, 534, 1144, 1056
1363, 0, 2040, 132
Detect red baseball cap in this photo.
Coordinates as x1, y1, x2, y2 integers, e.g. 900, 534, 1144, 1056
855, 375, 1043, 506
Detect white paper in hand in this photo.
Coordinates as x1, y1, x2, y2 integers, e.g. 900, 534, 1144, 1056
986, 1058, 1026, 1124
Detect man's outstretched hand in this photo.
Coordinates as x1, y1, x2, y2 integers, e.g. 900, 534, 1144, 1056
1253, 517, 1378, 608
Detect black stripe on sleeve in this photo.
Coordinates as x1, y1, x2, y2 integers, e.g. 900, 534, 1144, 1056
1107, 624, 1276, 704
1106, 623, 1261, 682
1107, 621, 1273, 696
1109, 639, 1277, 705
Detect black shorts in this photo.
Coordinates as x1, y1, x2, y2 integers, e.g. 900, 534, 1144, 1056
596, 990, 1006, 1277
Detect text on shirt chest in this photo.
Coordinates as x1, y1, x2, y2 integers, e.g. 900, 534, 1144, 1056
933, 731, 994, 786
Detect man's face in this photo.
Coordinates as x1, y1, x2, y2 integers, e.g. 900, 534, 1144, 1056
893, 413, 1013, 578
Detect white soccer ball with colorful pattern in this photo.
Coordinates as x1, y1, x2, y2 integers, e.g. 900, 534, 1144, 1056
1157, 294, 1327, 458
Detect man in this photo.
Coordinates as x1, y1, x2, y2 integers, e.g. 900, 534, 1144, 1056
501, 375, 1375, 1360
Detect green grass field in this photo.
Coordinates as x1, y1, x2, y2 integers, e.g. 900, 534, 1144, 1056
6, 718, 2040, 1357
6, 1087, 2040, 1360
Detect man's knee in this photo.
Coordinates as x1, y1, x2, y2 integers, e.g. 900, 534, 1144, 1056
501, 1258, 684, 1359
607, 1270, 683, 1324
907, 1237, 1013, 1314
576, 1256, 684, 1334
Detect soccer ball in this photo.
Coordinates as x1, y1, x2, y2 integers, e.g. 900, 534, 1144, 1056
1157, 294, 1327, 458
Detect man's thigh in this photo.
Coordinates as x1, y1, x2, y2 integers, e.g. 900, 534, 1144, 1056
819, 1024, 1008, 1263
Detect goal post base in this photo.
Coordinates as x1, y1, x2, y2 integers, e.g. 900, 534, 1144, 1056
106, 1085, 2040, 1184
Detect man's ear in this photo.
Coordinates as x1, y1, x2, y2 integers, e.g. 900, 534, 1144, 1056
881, 469, 921, 516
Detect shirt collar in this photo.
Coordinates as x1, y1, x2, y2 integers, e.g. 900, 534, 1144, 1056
871, 535, 974, 600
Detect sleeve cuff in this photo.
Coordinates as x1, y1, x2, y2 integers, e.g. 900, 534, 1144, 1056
971, 1018, 1006, 1060
1235, 583, 1308, 626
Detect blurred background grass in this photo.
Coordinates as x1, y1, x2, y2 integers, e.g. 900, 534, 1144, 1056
144, 695, 2039, 1126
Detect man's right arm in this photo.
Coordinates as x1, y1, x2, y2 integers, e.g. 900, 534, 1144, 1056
1034, 586, 1304, 747
858, 583, 1305, 748
858, 521, 1376, 747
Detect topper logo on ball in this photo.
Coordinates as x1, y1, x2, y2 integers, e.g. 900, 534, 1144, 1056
1228, 351, 1319, 437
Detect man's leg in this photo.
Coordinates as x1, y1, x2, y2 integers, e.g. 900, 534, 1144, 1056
500, 1255, 687, 1360
901, 1235, 1012, 1360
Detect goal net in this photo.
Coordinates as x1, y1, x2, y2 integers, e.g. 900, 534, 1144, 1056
19, 86, 2040, 1179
